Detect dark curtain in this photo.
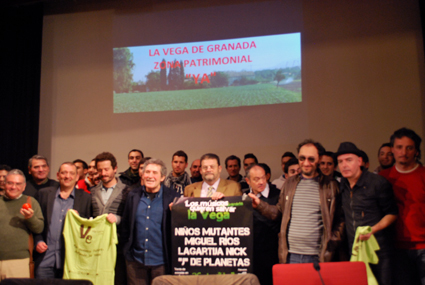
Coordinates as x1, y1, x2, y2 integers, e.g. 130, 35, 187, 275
0, 3, 43, 175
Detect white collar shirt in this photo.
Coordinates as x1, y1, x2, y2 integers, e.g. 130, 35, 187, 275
200, 178, 221, 197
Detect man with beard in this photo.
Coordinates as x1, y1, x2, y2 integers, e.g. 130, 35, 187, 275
184, 153, 242, 198
249, 139, 343, 264
163, 150, 191, 196
380, 128, 425, 285
373, 143, 394, 174
91, 151, 129, 284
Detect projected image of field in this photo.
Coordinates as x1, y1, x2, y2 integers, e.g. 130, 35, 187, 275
113, 33, 301, 113
114, 82, 301, 113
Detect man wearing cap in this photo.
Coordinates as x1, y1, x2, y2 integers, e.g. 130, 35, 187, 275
336, 142, 398, 285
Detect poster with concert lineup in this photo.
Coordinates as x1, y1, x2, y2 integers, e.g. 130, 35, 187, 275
172, 195, 253, 275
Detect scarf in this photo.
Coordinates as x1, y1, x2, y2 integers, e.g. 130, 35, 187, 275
164, 171, 191, 195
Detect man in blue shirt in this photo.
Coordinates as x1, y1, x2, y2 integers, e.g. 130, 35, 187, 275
34, 162, 92, 279
121, 158, 179, 285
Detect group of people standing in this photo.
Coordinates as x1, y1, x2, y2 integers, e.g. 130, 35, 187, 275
0, 127, 423, 285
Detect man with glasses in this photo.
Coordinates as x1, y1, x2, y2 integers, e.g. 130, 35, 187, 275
0, 169, 44, 279
249, 139, 343, 264
184, 153, 242, 198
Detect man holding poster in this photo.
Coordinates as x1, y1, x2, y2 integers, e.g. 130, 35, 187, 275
184, 153, 242, 198
121, 158, 179, 285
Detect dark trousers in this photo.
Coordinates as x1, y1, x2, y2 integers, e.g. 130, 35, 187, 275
126, 260, 164, 285
369, 252, 393, 285
115, 252, 127, 285
393, 248, 425, 285
35, 266, 63, 279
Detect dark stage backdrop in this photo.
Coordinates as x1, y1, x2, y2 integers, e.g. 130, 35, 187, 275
0, 3, 43, 176
0, 0, 424, 177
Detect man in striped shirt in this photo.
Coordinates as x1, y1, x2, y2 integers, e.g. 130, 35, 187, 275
249, 139, 343, 264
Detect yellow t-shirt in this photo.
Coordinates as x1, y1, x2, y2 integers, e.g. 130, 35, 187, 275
63, 211, 117, 285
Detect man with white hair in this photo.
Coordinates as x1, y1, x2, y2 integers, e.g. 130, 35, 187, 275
121, 158, 179, 285
0, 169, 44, 279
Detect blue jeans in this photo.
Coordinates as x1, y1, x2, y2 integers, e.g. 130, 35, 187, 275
394, 248, 425, 285
35, 266, 63, 279
287, 253, 319, 264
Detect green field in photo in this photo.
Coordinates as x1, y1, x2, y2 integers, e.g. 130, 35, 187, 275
113, 82, 301, 113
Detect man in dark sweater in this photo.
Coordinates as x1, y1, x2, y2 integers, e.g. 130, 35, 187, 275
23, 155, 59, 198
119, 149, 144, 186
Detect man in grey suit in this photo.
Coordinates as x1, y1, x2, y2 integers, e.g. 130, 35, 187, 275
91, 151, 129, 284
184, 153, 242, 198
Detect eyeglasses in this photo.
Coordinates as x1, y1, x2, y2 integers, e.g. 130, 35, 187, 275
298, 156, 316, 163
6, 182, 24, 187
201, 165, 217, 170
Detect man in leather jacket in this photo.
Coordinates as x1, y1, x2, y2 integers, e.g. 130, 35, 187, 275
249, 139, 344, 264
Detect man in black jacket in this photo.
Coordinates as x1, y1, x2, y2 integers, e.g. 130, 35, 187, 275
119, 149, 144, 186
23, 155, 59, 198
121, 158, 179, 285
244, 164, 280, 285
34, 162, 92, 279
337, 142, 398, 285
